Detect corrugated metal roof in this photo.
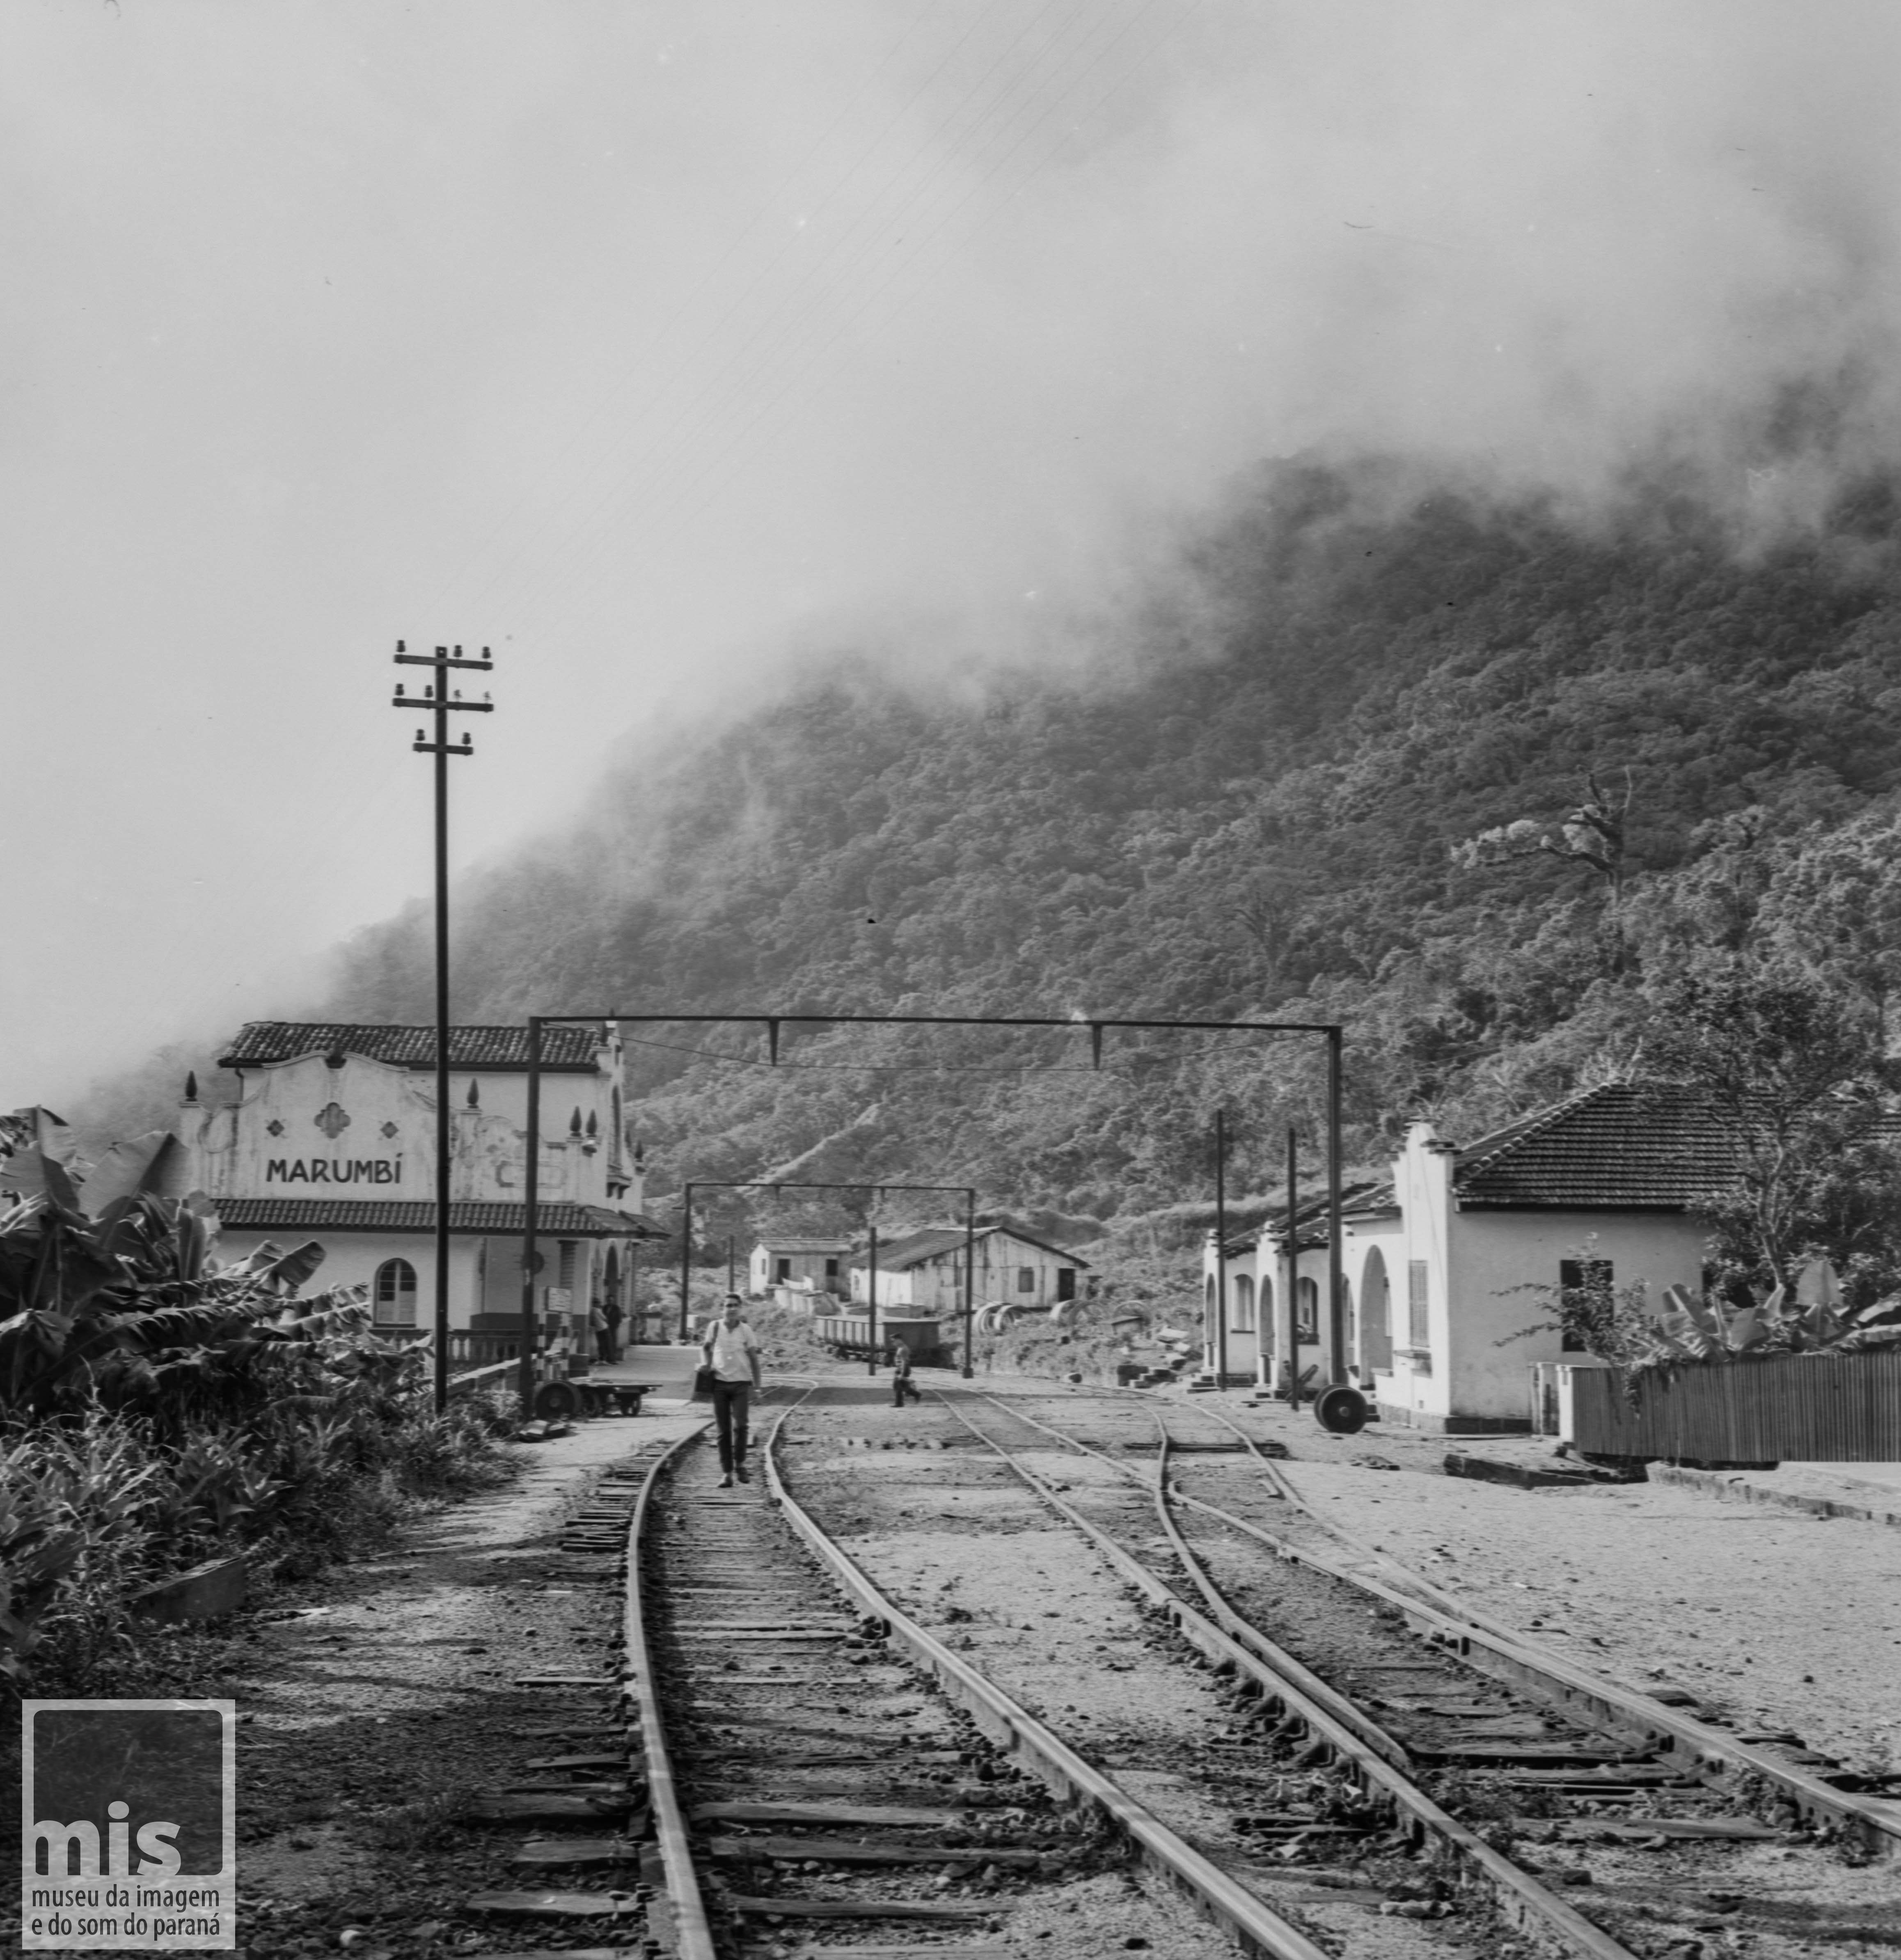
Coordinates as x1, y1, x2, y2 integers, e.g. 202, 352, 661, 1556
209, 1198, 657, 1237
218, 1022, 606, 1071
857, 1222, 1091, 1269
754, 1237, 852, 1253
1228, 1181, 1387, 1256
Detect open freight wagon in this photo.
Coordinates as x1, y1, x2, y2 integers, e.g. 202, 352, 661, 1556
813, 1310, 948, 1366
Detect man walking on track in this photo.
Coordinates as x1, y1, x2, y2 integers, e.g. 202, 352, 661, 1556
703, 1294, 763, 1488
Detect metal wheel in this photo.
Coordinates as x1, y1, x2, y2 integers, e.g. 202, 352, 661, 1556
534, 1378, 581, 1420
1312, 1383, 1371, 1434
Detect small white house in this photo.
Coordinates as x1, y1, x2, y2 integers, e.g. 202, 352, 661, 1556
1207, 1084, 1726, 1432
851, 1222, 1090, 1316
748, 1237, 850, 1300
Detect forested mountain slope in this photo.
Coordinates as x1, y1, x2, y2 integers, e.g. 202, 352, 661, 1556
168, 460, 1901, 1233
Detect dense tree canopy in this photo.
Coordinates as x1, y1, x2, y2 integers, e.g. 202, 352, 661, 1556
89, 455, 1901, 1258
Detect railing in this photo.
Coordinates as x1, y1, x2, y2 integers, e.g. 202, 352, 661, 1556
1569, 1349, 1901, 1462
446, 1358, 518, 1398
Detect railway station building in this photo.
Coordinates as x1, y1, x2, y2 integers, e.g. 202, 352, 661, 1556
1211, 1083, 1718, 1432
178, 1021, 658, 1370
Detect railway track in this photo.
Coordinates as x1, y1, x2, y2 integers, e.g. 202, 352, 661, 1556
445, 1379, 1896, 1960
628, 1386, 1344, 1959
911, 1385, 1901, 1960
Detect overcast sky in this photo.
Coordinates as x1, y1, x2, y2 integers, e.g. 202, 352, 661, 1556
6, 1, 1899, 1109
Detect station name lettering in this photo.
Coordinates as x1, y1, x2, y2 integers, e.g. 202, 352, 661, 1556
266, 1158, 402, 1184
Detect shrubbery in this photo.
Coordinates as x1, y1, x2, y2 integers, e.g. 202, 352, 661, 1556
0, 1151, 518, 1694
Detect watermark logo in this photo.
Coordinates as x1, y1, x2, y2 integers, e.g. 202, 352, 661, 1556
21, 1701, 235, 1951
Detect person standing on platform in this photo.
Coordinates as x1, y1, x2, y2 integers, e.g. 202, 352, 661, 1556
702, 1293, 763, 1488
600, 1294, 624, 1365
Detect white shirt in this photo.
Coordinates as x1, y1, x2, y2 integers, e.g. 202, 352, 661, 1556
706, 1318, 760, 1383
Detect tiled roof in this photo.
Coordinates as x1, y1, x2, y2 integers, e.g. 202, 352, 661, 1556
208, 1198, 658, 1237
1450, 1082, 1737, 1209
755, 1237, 852, 1253
219, 1022, 606, 1072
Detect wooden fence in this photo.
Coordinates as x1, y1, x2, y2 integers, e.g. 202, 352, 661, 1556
1570, 1349, 1901, 1462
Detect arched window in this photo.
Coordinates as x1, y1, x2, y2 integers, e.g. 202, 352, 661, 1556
374, 1258, 417, 1327
1231, 1272, 1256, 1332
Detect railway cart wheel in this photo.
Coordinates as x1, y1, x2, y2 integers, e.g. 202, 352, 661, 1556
1312, 1384, 1371, 1435
534, 1379, 582, 1421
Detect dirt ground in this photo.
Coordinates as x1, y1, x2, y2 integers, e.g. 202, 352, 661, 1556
14, 1358, 1894, 1957
1179, 1390, 1901, 1783
5, 1405, 705, 1958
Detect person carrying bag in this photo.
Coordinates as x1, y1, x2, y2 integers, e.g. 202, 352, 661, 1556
700, 1294, 763, 1488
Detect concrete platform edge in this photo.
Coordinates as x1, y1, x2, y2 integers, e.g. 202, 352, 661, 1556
1651, 1462, 1901, 1527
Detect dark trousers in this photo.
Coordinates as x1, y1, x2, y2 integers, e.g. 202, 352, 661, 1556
891, 1372, 920, 1408
711, 1380, 751, 1472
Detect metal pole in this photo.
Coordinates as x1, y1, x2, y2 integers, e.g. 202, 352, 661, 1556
1284, 1124, 1299, 1405
867, 1222, 879, 1375
627, 1238, 637, 1348
518, 1016, 543, 1413
432, 684, 450, 1414
1326, 1026, 1346, 1389
678, 1183, 694, 1343
1214, 1109, 1228, 1389
962, 1188, 976, 1380
727, 1236, 735, 1294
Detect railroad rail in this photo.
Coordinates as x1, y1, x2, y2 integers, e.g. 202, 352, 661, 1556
925, 1385, 1899, 1960
986, 1387, 1901, 1853
438, 1377, 1895, 1959
627, 1387, 1341, 1958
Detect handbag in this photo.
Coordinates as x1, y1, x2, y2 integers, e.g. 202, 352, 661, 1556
692, 1364, 717, 1402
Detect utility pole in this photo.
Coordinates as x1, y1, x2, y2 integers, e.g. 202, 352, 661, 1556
677, 1184, 696, 1343
867, 1222, 879, 1376
962, 1190, 976, 1380
1283, 1125, 1300, 1405
392, 640, 492, 1413
1213, 1109, 1228, 1389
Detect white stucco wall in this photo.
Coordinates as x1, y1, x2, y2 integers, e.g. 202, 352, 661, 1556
183, 1052, 627, 1208
212, 1228, 482, 1327
1443, 1207, 1706, 1421
1205, 1231, 1365, 1387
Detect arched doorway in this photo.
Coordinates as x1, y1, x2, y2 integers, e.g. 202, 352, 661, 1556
1230, 1272, 1257, 1371
373, 1257, 417, 1328
1360, 1246, 1393, 1375
1232, 1272, 1255, 1332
